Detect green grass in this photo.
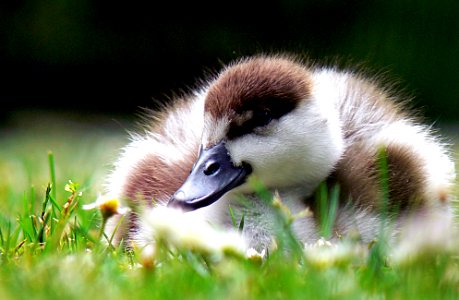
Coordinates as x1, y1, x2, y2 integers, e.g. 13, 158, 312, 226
0, 113, 458, 300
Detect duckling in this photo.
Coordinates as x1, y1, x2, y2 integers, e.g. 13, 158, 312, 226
104, 53, 456, 251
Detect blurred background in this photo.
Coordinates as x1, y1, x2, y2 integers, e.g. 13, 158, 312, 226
1, 0, 458, 126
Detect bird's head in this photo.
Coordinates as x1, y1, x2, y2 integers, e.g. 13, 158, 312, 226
169, 55, 344, 210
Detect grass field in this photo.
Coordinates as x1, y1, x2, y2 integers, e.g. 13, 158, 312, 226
0, 111, 458, 300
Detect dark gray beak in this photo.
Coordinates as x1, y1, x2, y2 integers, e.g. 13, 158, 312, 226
168, 141, 251, 211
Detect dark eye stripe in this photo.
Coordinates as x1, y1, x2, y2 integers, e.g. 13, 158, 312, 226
227, 98, 297, 139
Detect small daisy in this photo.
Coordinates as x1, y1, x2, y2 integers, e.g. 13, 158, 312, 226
142, 206, 247, 259
246, 248, 266, 264
304, 238, 364, 269
391, 211, 458, 265
83, 194, 130, 220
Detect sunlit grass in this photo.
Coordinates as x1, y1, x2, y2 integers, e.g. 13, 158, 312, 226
0, 113, 458, 299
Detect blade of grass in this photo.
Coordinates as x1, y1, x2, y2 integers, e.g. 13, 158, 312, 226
0, 226, 4, 248
48, 151, 58, 219
3, 222, 22, 262
315, 181, 340, 239
37, 212, 51, 245
45, 185, 80, 253
48, 194, 62, 214
18, 215, 33, 242
38, 184, 52, 244
238, 214, 245, 233
228, 204, 246, 233
103, 214, 126, 251
29, 216, 39, 244
365, 147, 391, 281
20, 192, 35, 242
228, 205, 237, 229
317, 182, 329, 238
325, 184, 340, 239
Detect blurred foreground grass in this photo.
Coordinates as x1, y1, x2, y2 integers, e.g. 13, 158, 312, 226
0, 112, 458, 299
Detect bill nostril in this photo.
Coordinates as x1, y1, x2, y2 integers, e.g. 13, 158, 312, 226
203, 161, 220, 176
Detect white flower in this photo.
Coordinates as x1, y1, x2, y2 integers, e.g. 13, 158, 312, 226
142, 206, 247, 258
139, 244, 156, 269
83, 194, 130, 219
304, 238, 364, 269
246, 248, 266, 264
390, 210, 458, 265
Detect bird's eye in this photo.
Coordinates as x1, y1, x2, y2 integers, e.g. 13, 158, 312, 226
227, 108, 276, 139
252, 109, 273, 127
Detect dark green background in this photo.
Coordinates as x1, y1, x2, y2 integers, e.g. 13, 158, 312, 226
1, 0, 458, 122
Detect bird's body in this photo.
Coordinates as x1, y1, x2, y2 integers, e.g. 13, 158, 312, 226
104, 54, 455, 251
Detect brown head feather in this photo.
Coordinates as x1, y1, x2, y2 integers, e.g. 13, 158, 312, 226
205, 55, 312, 121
